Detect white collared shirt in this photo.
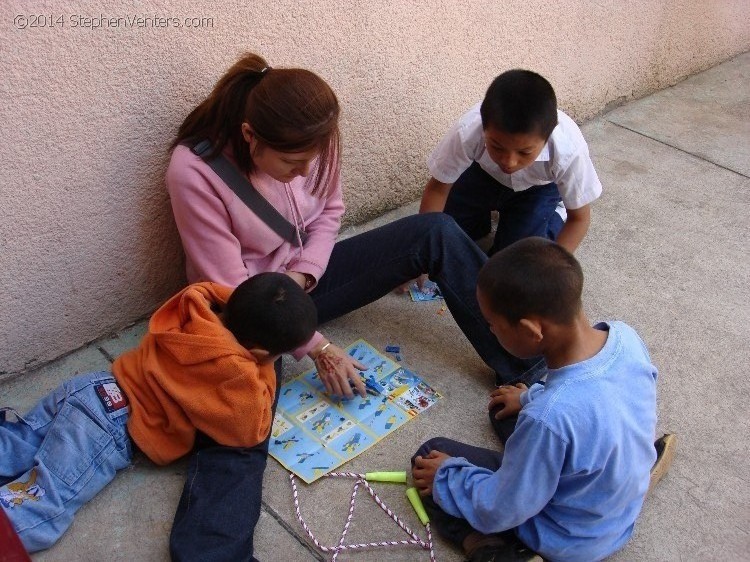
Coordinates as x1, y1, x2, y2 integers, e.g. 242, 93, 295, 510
427, 104, 602, 210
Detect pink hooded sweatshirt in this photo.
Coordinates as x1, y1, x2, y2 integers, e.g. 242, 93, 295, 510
166, 144, 344, 358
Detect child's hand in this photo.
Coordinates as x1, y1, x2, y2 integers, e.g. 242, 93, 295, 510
412, 450, 452, 496
394, 274, 429, 294
489, 383, 527, 419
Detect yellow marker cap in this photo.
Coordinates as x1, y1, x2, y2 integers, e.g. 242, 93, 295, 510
365, 471, 407, 483
406, 487, 430, 525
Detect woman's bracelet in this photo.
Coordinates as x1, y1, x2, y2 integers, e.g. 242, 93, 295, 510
314, 342, 332, 360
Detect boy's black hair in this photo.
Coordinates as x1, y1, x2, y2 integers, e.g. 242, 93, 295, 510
224, 272, 317, 355
477, 237, 583, 325
480, 69, 558, 139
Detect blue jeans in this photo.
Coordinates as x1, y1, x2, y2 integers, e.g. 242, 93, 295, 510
310, 212, 545, 386
0, 372, 132, 552
169, 359, 283, 562
445, 162, 565, 255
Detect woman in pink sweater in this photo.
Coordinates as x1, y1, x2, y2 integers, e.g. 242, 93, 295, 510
167, 52, 544, 393
165, 53, 545, 559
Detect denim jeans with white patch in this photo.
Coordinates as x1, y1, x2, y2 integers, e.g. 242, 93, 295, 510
0, 371, 132, 552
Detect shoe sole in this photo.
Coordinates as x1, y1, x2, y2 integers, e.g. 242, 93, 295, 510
648, 433, 677, 493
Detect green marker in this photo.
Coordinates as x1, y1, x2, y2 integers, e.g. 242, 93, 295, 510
365, 471, 407, 483
406, 487, 430, 525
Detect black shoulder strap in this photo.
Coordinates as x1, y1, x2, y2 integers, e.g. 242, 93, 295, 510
190, 140, 307, 247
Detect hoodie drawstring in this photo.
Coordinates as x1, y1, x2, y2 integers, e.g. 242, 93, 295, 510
283, 183, 306, 256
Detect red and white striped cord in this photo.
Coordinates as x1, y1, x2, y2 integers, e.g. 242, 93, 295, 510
290, 471, 436, 562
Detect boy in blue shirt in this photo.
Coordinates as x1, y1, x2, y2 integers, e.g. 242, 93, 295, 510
412, 238, 670, 562
420, 70, 601, 255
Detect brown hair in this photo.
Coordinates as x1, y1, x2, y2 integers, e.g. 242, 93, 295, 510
172, 53, 340, 196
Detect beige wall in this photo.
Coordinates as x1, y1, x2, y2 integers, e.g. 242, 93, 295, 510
1, 0, 748, 376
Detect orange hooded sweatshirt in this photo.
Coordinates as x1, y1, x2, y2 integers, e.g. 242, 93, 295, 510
112, 282, 276, 465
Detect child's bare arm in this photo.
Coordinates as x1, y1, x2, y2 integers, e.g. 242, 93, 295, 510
555, 204, 591, 252
489, 383, 527, 419
419, 177, 453, 213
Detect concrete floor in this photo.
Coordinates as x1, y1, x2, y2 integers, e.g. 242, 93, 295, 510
2, 51, 748, 561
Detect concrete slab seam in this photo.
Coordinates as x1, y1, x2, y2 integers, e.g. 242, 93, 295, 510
261, 499, 327, 561
606, 120, 750, 179
96, 345, 116, 363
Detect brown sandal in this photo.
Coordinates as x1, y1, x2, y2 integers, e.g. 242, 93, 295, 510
648, 433, 677, 493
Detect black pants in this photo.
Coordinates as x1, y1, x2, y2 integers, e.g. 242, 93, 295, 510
445, 162, 564, 256
169, 360, 283, 562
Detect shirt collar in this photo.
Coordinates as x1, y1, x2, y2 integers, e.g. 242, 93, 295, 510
535, 143, 550, 162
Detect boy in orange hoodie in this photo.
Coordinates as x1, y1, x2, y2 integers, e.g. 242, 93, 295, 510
0, 272, 316, 561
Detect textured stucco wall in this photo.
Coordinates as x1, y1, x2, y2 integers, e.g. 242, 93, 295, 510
1, 0, 749, 376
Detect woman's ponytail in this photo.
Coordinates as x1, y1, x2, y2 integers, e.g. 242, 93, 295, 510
172, 53, 269, 163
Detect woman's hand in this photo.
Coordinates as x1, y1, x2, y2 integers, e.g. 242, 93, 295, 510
287, 270, 315, 291
488, 383, 527, 419
311, 342, 367, 399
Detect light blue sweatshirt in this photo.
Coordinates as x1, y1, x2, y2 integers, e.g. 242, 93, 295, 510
433, 322, 657, 562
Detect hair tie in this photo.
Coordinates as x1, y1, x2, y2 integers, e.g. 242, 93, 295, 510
260, 66, 271, 75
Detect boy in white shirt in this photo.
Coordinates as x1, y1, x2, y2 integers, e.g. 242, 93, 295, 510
420, 69, 601, 254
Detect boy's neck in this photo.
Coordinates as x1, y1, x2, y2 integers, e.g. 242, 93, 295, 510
542, 314, 608, 370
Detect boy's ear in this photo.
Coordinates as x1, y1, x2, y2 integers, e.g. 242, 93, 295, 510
518, 318, 544, 343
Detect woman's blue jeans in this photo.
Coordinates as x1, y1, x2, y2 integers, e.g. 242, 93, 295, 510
310, 212, 545, 386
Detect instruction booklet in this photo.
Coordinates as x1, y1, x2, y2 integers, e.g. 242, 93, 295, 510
269, 340, 441, 483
